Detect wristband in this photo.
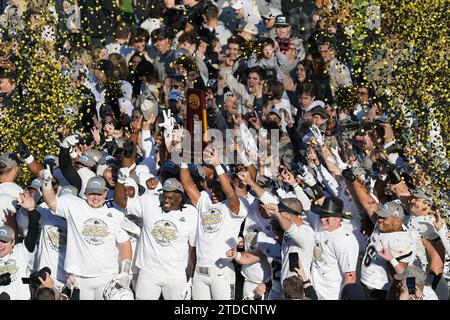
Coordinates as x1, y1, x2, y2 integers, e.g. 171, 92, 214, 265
24, 155, 34, 164
259, 191, 279, 205
383, 141, 396, 150
390, 258, 399, 268
70, 149, 78, 159
215, 165, 225, 176
235, 252, 242, 261
180, 162, 188, 169
120, 259, 132, 274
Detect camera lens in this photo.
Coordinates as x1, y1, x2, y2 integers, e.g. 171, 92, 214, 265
0, 273, 11, 286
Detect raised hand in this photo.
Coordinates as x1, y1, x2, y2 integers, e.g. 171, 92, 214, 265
118, 164, 135, 184
263, 203, 279, 217
39, 164, 53, 189
203, 147, 221, 166
248, 115, 262, 130
172, 125, 185, 144
280, 166, 296, 186
330, 146, 348, 171
61, 134, 79, 148
146, 177, 158, 190
300, 170, 317, 187
237, 170, 253, 185
18, 192, 36, 211
310, 124, 324, 146
91, 127, 101, 146
158, 109, 176, 132
17, 140, 31, 159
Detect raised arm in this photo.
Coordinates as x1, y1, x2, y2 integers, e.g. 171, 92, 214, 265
58, 135, 82, 191
279, 165, 311, 211
40, 165, 57, 213
237, 170, 278, 205
17, 140, 44, 177
18, 192, 41, 253
180, 163, 201, 206
265, 203, 294, 233
342, 168, 380, 224
114, 164, 136, 209
204, 148, 240, 215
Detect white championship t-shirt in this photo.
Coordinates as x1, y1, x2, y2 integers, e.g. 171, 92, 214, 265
241, 201, 272, 284
361, 227, 416, 290
311, 223, 359, 300
34, 203, 68, 284
195, 191, 247, 267
281, 223, 315, 288
55, 195, 130, 277
126, 193, 197, 278
256, 231, 282, 297
0, 243, 33, 300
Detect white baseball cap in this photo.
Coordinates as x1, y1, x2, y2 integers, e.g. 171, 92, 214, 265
241, 23, 258, 35
232, 0, 245, 9
262, 7, 282, 19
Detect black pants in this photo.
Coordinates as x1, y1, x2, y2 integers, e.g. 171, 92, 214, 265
362, 283, 387, 300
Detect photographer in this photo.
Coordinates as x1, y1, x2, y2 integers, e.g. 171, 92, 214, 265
0, 192, 40, 300
34, 272, 80, 300
387, 265, 437, 300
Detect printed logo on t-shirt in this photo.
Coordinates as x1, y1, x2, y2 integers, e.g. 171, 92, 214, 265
81, 218, 110, 245
151, 220, 178, 246
46, 225, 67, 252
201, 208, 223, 234
0, 259, 18, 282
313, 240, 324, 263
244, 227, 260, 250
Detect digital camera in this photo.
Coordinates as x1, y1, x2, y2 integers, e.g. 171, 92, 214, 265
22, 267, 51, 288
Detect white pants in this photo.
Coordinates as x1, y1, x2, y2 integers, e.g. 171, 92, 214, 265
135, 269, 186, 300
72, 274, 114, 300
192, 264, 235, 300
242, 279, 260, 300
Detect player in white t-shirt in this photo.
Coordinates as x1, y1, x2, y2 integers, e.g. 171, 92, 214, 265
308, 197, 359, 300
226, 222, 283, 300
0, 192, 40, 300
263, 199, 316, 295
180, 148, 248, 300
360, 201, 416, 300
239, 200, 272, 299
40, 169, 132, 300
32, 186, 82, 292
115, 175, 198, 300
405, 188, 448, 300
